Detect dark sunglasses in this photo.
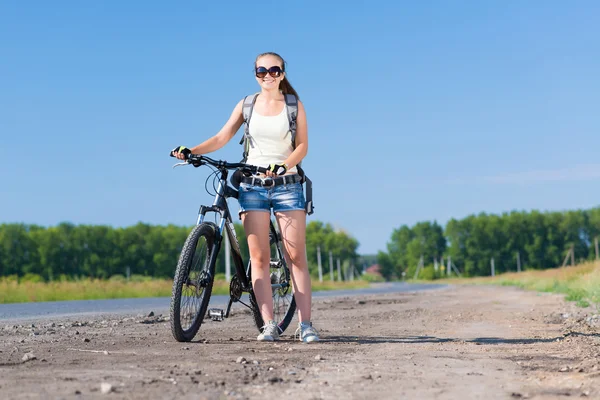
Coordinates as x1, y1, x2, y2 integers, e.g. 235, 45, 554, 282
255, 66, 283, 79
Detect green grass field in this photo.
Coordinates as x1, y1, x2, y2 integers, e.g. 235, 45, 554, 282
0, 276, 369, 304
437, 261, 600, 309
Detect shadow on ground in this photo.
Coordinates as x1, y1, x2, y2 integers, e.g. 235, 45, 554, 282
321, 335, 568, 345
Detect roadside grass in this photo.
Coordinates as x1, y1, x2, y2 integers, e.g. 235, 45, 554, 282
0, 276, 369, 304
437, 261, 600, 309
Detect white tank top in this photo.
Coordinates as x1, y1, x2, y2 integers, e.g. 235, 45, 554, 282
245, 106, 297, 174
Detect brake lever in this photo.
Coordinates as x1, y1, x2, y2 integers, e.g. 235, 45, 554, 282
172, 161, 189, 169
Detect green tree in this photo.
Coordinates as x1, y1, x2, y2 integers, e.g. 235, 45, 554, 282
385, 221, 445, 279
305, 221, 359, 279
0, 224, 40, 277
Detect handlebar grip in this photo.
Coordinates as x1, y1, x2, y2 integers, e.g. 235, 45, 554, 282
170, 147, 191, 159
170, 152, 190, 161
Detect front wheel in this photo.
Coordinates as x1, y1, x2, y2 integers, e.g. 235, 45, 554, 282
248, 247, 296, 333
170, 223, 218, 342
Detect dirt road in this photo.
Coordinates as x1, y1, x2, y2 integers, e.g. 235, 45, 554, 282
2, 284, 600, 399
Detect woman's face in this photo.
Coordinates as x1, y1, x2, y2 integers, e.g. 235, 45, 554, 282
255, 55, 285, 91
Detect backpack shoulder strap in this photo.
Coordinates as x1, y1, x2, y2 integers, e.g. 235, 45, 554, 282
283, 94, 298, 146
239, 93, 260, 161
240, 93, 259, 143
242, 93, 259, 123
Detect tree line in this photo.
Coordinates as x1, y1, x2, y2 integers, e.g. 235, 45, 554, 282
0, 221, 359, 281
377, 207, 600, 280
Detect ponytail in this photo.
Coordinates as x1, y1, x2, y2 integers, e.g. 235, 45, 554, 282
280, 78, 299, 99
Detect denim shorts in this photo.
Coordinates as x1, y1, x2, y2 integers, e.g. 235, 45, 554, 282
238, 181, 306, 215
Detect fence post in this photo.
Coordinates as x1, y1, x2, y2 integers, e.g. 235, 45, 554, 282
329, 251, 334, 281
491, 257, 495, 277
595, 237, 599, 261
516, 251, 521, 272
317, 246, 323, 283
561, 247, 572, 268
336, 258, 342, 282
413, 255, 424, 280
451, 261, 462, 277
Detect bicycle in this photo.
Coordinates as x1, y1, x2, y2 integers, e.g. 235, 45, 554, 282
169, 154, 296, 342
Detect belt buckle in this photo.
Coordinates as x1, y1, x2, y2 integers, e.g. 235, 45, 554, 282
261, 177, 274, 188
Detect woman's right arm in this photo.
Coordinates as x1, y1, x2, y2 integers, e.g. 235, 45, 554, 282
189, 99, 244, 154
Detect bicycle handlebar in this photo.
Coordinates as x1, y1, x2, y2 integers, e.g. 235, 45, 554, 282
171, 153, 269, 175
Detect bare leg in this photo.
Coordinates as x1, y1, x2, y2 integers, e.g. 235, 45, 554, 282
275, 210, 311, 322
242, 211, 273, 323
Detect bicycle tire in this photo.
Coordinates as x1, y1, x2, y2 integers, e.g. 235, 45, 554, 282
249, 226, 297, 335
170, 222, 217, 342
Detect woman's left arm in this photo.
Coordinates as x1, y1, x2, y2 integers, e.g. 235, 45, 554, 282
284, 100, 308, 169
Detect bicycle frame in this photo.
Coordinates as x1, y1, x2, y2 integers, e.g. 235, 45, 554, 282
196, 168, 251, 293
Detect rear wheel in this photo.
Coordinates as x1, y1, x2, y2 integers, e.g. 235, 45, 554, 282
250, 224, 296, 335
170, 223, 217, 342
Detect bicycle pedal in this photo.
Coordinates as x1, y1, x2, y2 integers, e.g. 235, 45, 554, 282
208, 308, 225, 321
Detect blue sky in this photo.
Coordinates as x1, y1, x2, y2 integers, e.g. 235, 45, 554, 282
1, 1, 599, 255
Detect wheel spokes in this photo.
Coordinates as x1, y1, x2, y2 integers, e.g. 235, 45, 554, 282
271, 268, 293, 324
179, 236, 210, 330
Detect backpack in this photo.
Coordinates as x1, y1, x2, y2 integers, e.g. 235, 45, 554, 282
239, 92, 314, 215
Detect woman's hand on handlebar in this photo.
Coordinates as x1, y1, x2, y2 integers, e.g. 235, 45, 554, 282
266, 163, 288, 177
170, 146, 192, 160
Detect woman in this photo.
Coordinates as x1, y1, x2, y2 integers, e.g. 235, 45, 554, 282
171, 52, 319, 343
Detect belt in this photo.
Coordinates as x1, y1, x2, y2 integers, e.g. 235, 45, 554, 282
241, 174, 303, 188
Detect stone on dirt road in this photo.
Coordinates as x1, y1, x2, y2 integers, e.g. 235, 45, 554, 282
100, 382, 113, 394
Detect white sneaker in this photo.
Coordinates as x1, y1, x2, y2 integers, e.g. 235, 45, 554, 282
295, 321, 320, 343
257, 320, 280, 342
